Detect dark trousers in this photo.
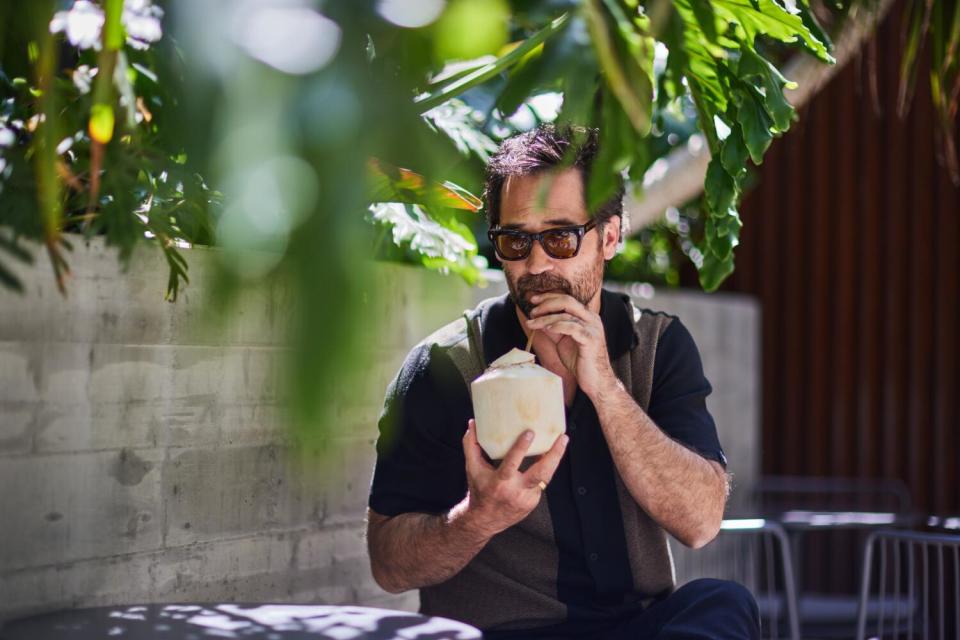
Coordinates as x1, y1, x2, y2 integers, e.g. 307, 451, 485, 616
484, 579, 761, 640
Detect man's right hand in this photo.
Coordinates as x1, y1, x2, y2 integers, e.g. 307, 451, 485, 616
460, 419, 569, 538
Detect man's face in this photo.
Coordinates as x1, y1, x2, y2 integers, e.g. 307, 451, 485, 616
495, 168, 620, 318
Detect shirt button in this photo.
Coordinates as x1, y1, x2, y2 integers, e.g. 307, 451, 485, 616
577, 486, 587, 496
589, 552, 599, 562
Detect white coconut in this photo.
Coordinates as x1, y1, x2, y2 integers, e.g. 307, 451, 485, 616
471, 347, 566, 460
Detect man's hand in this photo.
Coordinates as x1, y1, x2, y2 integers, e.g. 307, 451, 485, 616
461, 419, 568, 538
524, 292, 618, 398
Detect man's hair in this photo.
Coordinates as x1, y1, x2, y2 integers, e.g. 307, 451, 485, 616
482, 124, 626, 235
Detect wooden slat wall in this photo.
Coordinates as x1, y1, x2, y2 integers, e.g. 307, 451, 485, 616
682, 1, 960, 521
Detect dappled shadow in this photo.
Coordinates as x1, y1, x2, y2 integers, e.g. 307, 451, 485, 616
0, 603, 483, 639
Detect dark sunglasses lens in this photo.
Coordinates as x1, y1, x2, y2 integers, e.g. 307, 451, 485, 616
542, 229, 579, 258
495, 233, 531, 259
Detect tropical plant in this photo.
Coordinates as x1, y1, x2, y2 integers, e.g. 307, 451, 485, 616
1, 0, 954, 436
0, 0, 218, 298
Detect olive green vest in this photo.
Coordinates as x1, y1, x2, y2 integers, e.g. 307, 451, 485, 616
418, 294, 677, 631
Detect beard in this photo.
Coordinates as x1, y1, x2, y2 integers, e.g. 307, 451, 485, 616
506, 253, 605, 318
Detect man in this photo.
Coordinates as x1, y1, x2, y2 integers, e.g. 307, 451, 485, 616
366, 125, 760, 639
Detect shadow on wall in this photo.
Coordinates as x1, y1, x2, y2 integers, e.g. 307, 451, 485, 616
0, 603, 482, 639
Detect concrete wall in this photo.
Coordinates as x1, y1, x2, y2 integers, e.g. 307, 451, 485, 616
606, 282, 762, 515
0, 238, 759, 622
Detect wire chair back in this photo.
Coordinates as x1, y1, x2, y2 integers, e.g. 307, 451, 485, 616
855, 530, 960, 640
672, 519, 801, 640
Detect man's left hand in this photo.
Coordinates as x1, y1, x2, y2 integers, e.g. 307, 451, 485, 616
524, 293, 617, 398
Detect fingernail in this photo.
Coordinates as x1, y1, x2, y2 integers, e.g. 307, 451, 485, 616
524, 430, 534, 440
562, 435, 570, 446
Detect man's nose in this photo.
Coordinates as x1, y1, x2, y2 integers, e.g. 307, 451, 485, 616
525, 238, 554, 274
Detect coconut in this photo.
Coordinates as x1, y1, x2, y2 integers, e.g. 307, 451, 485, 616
471, 347, 566, 459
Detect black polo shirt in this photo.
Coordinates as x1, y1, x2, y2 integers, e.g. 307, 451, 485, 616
369, 288, 726, 623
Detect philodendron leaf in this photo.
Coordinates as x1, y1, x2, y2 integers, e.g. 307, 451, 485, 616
704, 207, 740, 261
705, 158, 737, 215
713, 0, 835, 64
688, 0, 720, 44
795, 0, 834, 55
698, 247, 736, 292
735, 91, 774, 164
737, 45, 797, 132
706, 225, 732, 262
720, 121, 749, 177
715, 206, 743, 238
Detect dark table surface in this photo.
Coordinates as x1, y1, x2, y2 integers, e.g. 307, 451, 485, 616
0, 603, 483, 640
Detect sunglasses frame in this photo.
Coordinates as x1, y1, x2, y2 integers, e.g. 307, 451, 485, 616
488, 219, 599, 261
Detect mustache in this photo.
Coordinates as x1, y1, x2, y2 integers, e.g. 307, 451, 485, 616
517, 273, 572, 295
515, 274, 572, 317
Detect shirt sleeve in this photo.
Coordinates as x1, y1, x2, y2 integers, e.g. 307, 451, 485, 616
647, 318, 728, 468
368, 343, 472, 517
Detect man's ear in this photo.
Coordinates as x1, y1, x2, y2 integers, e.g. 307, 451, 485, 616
602, 215, 621, 261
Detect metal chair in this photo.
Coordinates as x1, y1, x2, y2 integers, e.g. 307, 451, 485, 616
746, 475, 916, 639
672, 518, 801, 640
855, 529, 960, 640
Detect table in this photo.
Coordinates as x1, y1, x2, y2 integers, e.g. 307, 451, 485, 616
0, 603, 483, 640
775, 509, 917, 531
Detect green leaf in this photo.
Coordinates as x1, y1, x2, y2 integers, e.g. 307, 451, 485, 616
795, 0, 833, 55
689, 0, 720, 43
737, 45, 796, 131
712, 0, 835, 64
671, 0, 734, 116
433, 0, 510, 61
698, 244, 736, 292
586, 89, 632, 212
161, 243, 190, 302
415, 12, 572, 114
715, 206, 743, 238
368, 202, 486, 285
720, 121, 749, 177
367, 159, 483, 211
704, 158, 737, 214
735, 91, 774, 164
556, 19, 599, 126
897, 1, 931, 117
586, 0, 654, 135
423, 99, 499, 162
496, 45, 549, 118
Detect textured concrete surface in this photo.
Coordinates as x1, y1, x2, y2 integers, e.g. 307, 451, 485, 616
0, 238, 472, 621
0, 236, 759, 622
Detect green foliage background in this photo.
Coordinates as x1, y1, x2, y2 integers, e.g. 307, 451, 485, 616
2, 0, 957, 439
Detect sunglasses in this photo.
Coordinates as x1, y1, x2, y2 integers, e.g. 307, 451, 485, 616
488, 219, 598, 261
